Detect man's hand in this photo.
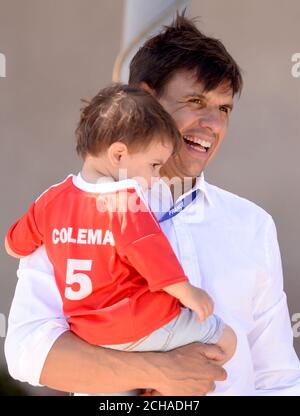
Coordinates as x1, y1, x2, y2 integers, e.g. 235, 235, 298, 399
148, 342, 227, 396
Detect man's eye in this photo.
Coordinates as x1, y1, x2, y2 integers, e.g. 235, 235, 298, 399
189, 98, 202, 105
220, 106, 230, 114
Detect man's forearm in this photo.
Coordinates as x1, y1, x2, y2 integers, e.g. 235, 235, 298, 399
40, 331, 227, 395
40, 331, 161, 393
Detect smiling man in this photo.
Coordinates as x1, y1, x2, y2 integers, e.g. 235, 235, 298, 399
153, 72, 233, 179
5, 14, 300, 395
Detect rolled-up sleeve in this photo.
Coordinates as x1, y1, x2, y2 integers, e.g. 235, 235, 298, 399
248, 216, 300, 395
4, 245, 69, 386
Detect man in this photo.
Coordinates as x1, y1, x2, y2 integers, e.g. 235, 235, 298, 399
5, 15, 300, 395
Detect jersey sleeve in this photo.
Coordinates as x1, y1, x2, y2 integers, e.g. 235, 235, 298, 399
111, 187, 188, 292
6, 199, 44, 256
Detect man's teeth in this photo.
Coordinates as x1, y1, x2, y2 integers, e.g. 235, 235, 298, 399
183, 135, 212, 149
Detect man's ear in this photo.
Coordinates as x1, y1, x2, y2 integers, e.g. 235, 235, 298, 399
107, 142, 128, 167
139, 82, 157, 97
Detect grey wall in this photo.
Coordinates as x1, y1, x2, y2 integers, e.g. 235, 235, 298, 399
0, 0, 299, 394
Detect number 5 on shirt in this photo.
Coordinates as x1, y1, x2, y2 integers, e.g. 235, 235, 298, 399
65, 259, 93, 300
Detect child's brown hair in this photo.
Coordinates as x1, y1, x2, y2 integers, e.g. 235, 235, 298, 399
76, 83, 181, 158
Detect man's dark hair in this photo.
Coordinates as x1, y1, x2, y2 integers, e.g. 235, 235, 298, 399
129, 13, 243, 97
76, 83, 181, 158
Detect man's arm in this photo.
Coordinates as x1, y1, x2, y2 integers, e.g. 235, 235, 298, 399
5, 245, 227, 395
248, 216, 300, 396
42, 332, 225, 395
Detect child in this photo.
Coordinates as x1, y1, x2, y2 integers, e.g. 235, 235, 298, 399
5, 84, 236, 395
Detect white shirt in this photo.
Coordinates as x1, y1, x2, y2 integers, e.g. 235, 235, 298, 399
4, 174, 300, 395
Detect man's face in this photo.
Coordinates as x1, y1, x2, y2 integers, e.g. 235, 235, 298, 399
156, 70, 234, 179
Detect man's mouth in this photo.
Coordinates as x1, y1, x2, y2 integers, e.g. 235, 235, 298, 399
183, 135, 212, 153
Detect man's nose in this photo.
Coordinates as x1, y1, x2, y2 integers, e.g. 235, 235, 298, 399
198, 108, 223, 134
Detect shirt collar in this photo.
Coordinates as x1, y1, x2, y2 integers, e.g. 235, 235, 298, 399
159, 172, 214, 208
193, 172, 214, 208
73, 172, 138, 194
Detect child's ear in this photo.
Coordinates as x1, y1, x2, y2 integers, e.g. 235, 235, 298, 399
107, 142, 128, 166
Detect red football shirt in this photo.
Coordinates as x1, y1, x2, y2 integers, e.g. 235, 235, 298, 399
6, 175, 188, 344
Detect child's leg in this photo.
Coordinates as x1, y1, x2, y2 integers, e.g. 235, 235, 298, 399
78, 309, 234, 396
159, 308, 236, 365
213, 324, 237, 365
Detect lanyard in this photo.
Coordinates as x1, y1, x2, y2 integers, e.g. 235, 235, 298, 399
159, 189, 199, 223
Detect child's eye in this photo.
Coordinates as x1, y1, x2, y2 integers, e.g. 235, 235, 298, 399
151, 163, 161, 169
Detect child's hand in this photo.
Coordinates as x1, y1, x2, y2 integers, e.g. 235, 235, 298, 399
181, 287, 214, 321
163, 281, 214, 321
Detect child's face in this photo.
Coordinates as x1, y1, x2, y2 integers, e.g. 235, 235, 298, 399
121, 140, 174, 189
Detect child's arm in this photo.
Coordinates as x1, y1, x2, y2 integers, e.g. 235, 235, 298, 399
5, 199, 44, 259
164, 281, 214, 321
166, 281, 237, 363
4, 237, 25, 259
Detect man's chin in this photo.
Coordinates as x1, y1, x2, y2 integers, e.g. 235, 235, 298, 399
185, 163, 206, 180
179, 149, 210, 177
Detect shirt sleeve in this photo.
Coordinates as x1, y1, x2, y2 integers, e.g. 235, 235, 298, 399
4, 245, 69, 386
248, 216, 300, 396
6, 200, 44, 256
111, 188, 188, 292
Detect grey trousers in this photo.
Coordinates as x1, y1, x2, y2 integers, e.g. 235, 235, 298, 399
75, 308, 224, 396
